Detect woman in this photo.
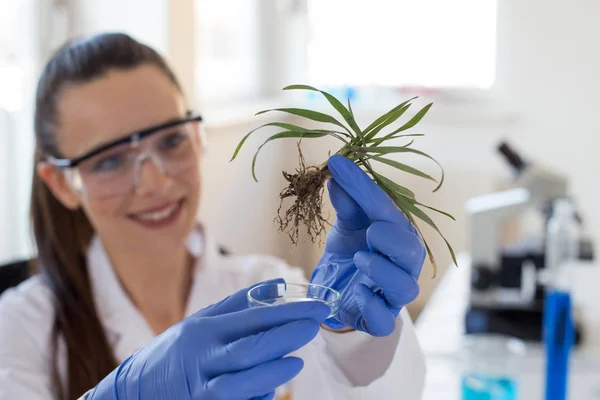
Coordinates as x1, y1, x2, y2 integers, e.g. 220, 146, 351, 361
0, 33, 427, 399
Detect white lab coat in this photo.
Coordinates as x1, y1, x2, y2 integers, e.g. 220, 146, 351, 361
0, 224, 426, 399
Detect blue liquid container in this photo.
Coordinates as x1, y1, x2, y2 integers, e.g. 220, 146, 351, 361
462, 373, 517, 400
460, 335, 525, 400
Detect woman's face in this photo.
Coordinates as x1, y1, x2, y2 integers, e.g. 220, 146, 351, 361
44, 65, 202, 253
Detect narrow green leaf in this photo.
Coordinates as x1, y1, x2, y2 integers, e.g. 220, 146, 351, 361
231, 121, 348, 162
375, 170, 454, 220
418, 203, 456, 221
397, 103, 433, 132
255, 107, 352, 135
420, 235, 437, 278
370, 171, 416, 199
369, 133, 424, 143
372, 103, 433, 146
312, 130, 350, 143
362, 98, 416, 136
230, 121, 288, 161
377, 169, 456, 221
394, 195, 457, 266
323, 91, 363, 137
351, 146, 444, 192
264, 122, 351, 139
283, 84, 363, 140
363, 104, 411, 142
348, 98, 354, 118
370, 155, 437, 182
251, 131, 329, 181
283, 84, 319, 91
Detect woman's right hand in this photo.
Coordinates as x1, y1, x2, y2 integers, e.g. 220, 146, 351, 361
85, 279, 329, 400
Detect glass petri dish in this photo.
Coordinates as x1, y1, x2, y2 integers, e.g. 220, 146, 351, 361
247, 282, 341, 319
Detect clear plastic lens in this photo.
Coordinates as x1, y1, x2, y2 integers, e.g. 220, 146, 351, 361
66, 123, 199, 199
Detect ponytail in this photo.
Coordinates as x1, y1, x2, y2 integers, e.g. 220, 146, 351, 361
31, 33, 182, 399
31, 148, 118, 399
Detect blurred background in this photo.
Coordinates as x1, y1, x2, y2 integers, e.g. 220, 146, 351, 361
2, 1, 600, 397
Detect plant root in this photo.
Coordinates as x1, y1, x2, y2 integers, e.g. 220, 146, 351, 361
276, 142, 331, 244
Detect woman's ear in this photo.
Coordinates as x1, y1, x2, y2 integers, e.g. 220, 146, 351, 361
37, 162, 82, 210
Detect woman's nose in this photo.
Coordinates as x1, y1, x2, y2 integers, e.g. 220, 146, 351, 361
134, 154, 170, 195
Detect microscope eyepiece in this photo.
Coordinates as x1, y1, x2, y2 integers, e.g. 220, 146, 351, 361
498, 142, 527, 172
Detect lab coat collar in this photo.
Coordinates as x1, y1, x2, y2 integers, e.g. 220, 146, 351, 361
87, 222, 221, 352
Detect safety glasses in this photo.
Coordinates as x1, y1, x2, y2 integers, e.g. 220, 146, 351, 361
48, 111, 204, 200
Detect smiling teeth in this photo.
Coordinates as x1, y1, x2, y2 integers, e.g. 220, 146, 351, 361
135, 202, 179, 221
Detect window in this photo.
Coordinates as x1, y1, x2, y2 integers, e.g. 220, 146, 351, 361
0, 0, 46, 262
306, 0, 497, 90
0, 1, 27, 112
194, 0, 263, 106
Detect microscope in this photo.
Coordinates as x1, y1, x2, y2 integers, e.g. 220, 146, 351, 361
464, 142, 593, 343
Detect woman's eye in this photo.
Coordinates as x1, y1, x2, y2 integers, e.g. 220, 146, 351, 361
160, 131, 187, 150
92, 154, 124, 172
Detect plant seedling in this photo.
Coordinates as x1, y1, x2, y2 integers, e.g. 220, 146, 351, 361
231, 84, 456, 277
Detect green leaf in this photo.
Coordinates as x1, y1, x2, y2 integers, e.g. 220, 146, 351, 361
363, 103, 411, 142
351, 146, 444, 192
251, 131, 329, 181
378, 171, 453, 220
417, 203, 456, 221
369, 133, 424, 143
231, 122, 348, 162
255, 107, 352, 135
283, 84, 363, 140
362, 98, 416, 137
374, 170, 454, 220
370, 171, 416, 199
394, 195, 457, 266
348, 98, 354, 118
372, 103, 433, 146
370, 155, 437, 182
261, 122, 351, 140
283, 84, 321, 91
396, 103, 433, 132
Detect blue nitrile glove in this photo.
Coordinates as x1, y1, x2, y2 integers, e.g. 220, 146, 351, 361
87, 279, 329, 400
310, 155, 426, 336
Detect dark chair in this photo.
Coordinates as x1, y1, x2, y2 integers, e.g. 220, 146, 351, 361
0, 259, 32, 296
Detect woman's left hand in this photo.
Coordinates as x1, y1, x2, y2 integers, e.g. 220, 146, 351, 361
310, 155, 426, 336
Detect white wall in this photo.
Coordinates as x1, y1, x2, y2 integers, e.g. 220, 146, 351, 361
495, 0, 600, 241
70, 0, 169, 55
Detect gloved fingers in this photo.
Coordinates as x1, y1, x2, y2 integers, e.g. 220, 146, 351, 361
365, 221, 426, 279
355, 283, 398, 336
354, 251, 420, 308
194, 278, 285, 318
327, 179, 370, 231
205, 319, 320, 377
213, 300, 330, 342
205, 357, 304, 400
251, 393, 275, 400
327, 155, 412, 229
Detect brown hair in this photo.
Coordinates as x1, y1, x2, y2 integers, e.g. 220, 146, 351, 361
31, 32, 182, 399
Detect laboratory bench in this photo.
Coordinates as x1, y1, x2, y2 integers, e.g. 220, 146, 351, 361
415, 253, 600, 399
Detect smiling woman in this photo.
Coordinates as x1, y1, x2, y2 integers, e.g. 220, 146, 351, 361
0, 31, 429, 400
30, 34, 204, 398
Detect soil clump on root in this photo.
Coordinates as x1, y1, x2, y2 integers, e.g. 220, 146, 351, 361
276, 143, 331, 244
